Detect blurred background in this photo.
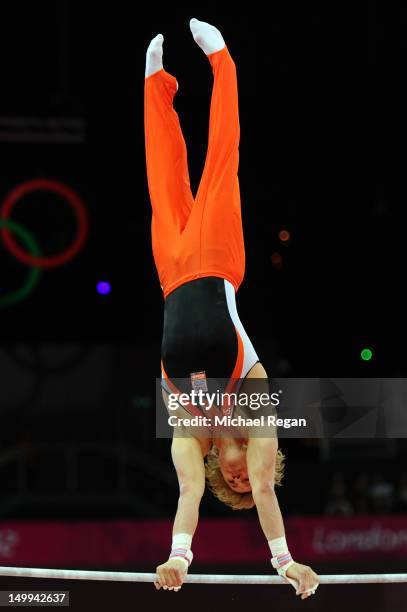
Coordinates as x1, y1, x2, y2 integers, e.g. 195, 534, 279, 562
0, 2, 406, 611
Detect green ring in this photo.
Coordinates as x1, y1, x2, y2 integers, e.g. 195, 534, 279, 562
0, 218, 42, 307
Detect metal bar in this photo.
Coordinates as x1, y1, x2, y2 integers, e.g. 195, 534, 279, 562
0, 568, 406, 584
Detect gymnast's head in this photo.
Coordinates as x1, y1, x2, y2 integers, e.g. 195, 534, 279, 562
205, 439, 284, 510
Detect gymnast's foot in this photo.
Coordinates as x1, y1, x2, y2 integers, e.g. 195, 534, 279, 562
145, 34, 164, 77
189, 18, 225, 55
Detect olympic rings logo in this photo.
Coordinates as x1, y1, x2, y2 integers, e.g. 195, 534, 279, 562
0, 179, 89, 307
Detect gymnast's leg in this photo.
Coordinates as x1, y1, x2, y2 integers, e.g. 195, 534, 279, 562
144, 34, 194, 239
189, 19, 244, 284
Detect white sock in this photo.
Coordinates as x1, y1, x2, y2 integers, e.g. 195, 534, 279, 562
189, 18, 225, 55
145, 33, 164, 77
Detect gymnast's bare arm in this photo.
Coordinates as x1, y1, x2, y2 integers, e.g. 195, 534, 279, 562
171, 436, 206, 534
154, 436, 205, 591
247, 437, 320, 600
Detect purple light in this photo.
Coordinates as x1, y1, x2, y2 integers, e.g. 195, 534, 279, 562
97, 281, 111, 295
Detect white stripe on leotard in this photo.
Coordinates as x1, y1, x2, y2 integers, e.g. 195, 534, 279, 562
224, 279, 259, 378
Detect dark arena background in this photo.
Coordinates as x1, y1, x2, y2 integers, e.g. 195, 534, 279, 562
1, 3, 407, 611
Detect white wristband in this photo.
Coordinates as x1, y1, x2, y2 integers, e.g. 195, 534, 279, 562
268, 536, 289, 557
268, 536, 295, 585
169, 532, 193, 566
268, 536, 317, 595
172, 533, 192, 548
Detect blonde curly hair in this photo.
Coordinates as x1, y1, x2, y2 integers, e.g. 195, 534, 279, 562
205, 444, 285, 510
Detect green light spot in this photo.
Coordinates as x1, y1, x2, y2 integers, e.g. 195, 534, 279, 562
361, 348, 373, 361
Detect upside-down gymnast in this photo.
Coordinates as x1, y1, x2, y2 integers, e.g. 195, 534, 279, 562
144, 18, 319, 599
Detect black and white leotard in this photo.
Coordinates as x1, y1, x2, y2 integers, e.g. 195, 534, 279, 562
161, 277, 259, 413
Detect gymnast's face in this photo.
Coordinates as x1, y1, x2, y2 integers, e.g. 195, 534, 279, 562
218, 442, 251, 493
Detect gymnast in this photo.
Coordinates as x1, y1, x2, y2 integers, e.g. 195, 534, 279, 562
144, 17, 319, 599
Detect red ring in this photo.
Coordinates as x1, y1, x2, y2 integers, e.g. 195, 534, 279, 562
0, 178, 89, 268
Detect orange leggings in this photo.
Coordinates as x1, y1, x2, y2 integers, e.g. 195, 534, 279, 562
144, 46, 245, 299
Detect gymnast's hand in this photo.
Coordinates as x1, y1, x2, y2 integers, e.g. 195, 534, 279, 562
154, 558, 188, 591
285, 562, 319, 600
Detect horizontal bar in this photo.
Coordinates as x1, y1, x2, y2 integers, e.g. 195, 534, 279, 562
0, 567, 407, 584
